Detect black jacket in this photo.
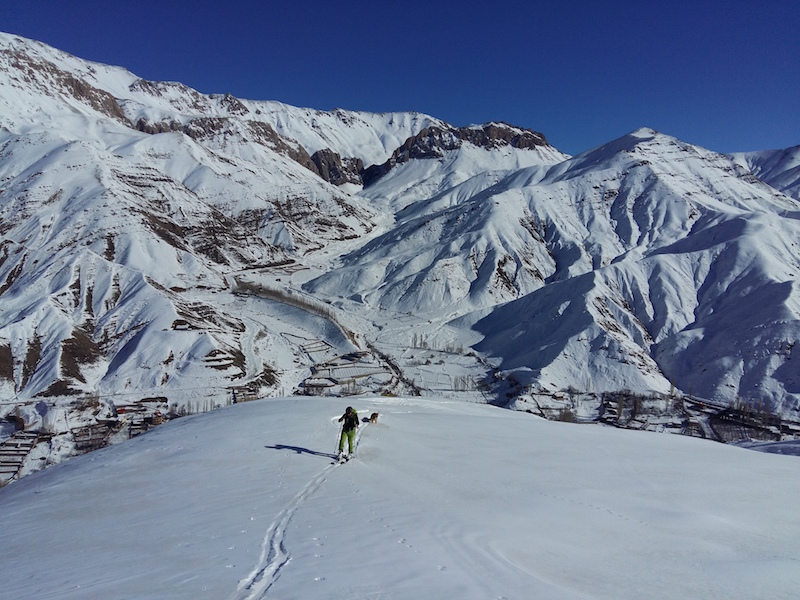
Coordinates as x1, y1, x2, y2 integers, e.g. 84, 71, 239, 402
339, 411, 358, 431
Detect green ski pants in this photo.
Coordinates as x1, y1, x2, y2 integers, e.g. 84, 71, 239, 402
338, 428, 355, 453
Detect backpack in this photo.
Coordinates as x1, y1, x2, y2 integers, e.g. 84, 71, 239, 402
343, 410, 358, 430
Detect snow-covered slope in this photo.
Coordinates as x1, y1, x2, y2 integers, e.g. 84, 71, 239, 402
1, 396, 798, 600
466, 130, 800, 410
307, 129, 568, 313
309, 128, 800, 412
0, 32, 440, 169
731, 145, 800, 201
0, 32, 419, 400
242, 102, 446, 168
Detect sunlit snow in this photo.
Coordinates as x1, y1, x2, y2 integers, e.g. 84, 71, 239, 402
2, 397, 798, 599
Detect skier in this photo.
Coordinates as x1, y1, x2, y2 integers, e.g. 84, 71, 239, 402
337, 406, 358, 460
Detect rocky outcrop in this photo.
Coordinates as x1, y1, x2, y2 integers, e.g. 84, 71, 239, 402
134, 118, 183, 135
215, 92, 250, 116
245, 121, 318, 172
2, 47, 129, 123
310, 149, 364, 186
460, 122, 548, 149
362, 123, 550, 186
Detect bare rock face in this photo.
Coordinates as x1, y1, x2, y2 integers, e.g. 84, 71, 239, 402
460, 123, 548, 149
310, 149, 364, 186
216, 92, 250, 116
362, 123, 551, 186
397, 123, 549, 160
134, 118, 184, 134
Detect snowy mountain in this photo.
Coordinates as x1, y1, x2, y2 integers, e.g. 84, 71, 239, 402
2, 396, 799, 600
467, 130, 800, 408
730, 145, 800, 201
2, 30, 800, 443
0, 31, 434, 404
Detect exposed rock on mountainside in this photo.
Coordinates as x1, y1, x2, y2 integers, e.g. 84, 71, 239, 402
2, 45, 129, 123
362, 123, 551, 185
310, 148, 364, 186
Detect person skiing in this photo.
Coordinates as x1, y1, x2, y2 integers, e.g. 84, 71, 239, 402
337, 406, 358, 459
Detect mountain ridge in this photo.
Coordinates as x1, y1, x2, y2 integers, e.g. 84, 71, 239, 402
1, 31, 800, 438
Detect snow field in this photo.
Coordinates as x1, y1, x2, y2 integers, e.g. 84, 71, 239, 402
1, 396, 798, 599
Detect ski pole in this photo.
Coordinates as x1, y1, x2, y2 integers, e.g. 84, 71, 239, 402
334, 421, 343, 456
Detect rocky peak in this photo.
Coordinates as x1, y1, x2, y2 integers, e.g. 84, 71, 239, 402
461, 122, 548, 149
215, 93, 250, 116
362, 122, 551, 186
395, 122, 549, 161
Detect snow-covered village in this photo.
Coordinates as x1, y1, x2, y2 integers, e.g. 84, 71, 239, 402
1, 6, 799, 597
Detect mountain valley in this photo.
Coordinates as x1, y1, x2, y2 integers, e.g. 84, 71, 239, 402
1, 32, 800, 479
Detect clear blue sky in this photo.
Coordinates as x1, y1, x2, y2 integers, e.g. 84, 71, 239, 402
2, 0, 798, 155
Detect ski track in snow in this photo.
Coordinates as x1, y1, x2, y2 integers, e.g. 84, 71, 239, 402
230, 423, 367, 600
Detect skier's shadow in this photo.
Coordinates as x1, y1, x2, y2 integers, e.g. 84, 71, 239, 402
265, 444, 336, 460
